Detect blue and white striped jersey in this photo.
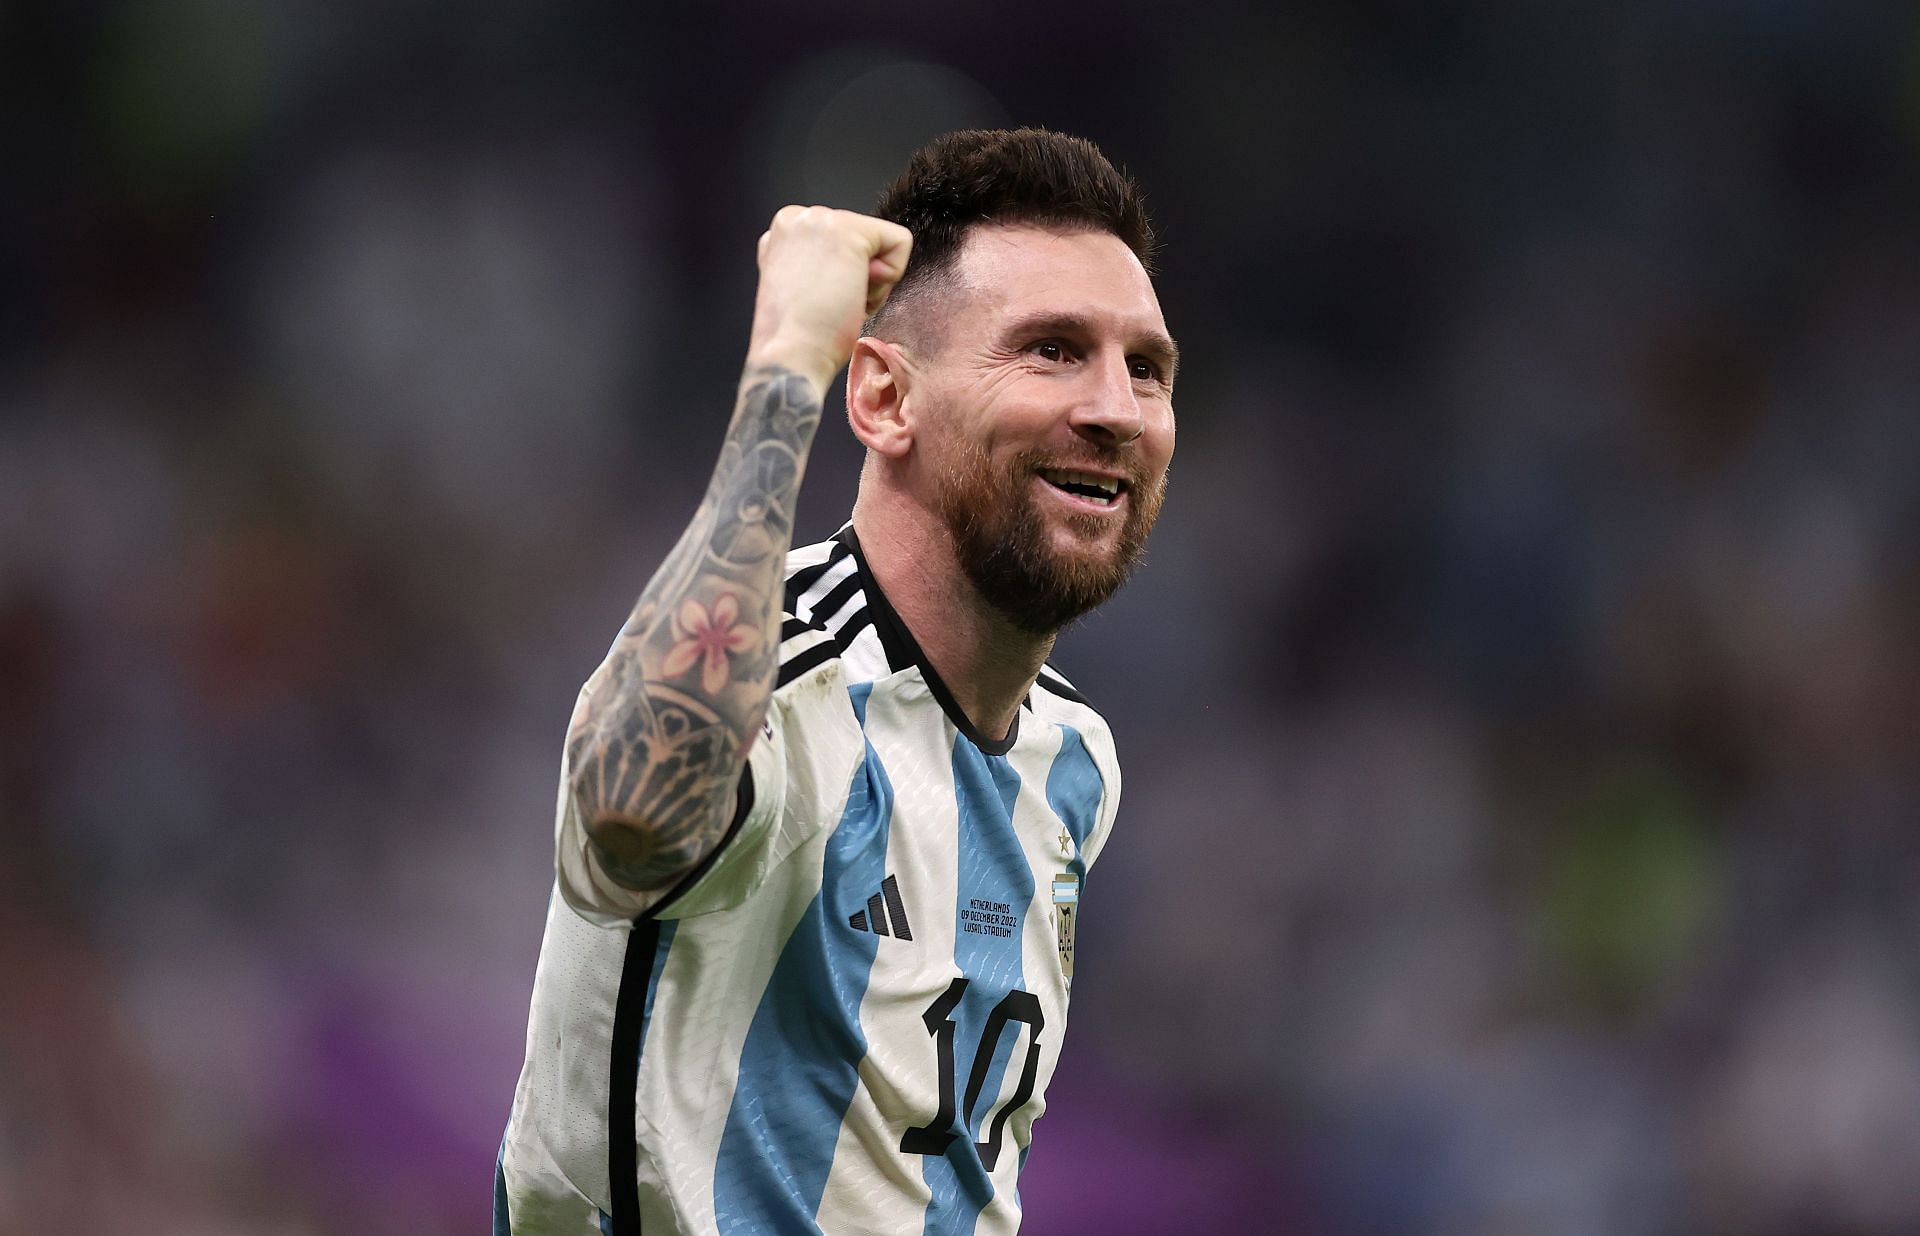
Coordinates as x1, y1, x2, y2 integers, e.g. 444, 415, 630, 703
498, 527, 1122, 1236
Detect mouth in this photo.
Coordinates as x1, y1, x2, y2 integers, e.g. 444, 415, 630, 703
1035, 466, 1129, 511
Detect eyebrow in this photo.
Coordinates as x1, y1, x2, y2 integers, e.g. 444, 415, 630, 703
1000, 311, 1181, 381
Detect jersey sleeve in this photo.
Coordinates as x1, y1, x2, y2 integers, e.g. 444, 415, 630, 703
1075, 713, 1123, 871
553, 655, 864, 927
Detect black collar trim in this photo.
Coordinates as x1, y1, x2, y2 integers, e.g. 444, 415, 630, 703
836, 527, 1019, 756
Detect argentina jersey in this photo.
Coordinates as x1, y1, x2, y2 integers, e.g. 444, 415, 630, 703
498, 527, 1122, 1236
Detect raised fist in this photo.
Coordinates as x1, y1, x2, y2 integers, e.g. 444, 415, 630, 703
747, 206, 913, 392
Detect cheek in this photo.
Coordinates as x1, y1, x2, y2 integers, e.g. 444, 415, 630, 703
910, 387, 973, 459
922, 380, 1005, 449
938, 372, 1061, 459
918, 405, 999, 480
1143, 416, 1176, 472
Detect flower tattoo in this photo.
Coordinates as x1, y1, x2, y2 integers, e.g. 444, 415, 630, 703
661, 593, 759, 694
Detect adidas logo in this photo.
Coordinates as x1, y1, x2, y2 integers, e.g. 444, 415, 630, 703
848, 874, 913, 941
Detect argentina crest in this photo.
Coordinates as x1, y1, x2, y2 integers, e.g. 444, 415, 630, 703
1052, 870, 1080, 991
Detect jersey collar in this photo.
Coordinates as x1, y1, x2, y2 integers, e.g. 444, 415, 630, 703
836, 526, 1020, 756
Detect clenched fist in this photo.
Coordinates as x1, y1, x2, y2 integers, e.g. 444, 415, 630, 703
747, 206, 913, 393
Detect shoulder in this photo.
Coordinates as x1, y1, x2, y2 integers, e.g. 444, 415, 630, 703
1025, 661, 1125, 865
775, 531, 902, 691
1026, 661, 1121, 788
1026, 662, 1110, 738
1031, 662, 1096, 713
771, 536, 857, 689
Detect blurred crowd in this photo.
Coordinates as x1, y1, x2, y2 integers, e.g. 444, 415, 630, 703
4, 1, 1917, 1232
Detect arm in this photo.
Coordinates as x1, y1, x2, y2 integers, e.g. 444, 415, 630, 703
565, 207, 911, 891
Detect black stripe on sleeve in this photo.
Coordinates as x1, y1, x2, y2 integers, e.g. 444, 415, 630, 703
645, 769, 755, 921
782, 542, 851, 610
606, 771, 758, 1234
808, 570, 864, 626
830, 607, 873, 652
776, 639, 840, 687
836, 530, 912, 677
780, 616, 817, 643
1036, 669, 1090, 706
606, 917, 663, 1236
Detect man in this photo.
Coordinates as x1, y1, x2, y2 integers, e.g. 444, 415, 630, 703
498, 128, 1178, 1235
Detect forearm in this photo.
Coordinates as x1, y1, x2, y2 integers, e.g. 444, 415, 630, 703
566, 365, 823, 890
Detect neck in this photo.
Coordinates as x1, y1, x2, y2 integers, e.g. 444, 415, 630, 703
851, 493, 1054, 744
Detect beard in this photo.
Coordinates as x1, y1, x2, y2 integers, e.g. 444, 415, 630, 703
933, 439, 1167, 636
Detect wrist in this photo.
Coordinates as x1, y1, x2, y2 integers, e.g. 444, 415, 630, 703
746, 344, 837, 395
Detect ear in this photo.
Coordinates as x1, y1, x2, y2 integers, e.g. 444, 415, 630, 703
846, 337, 915, 460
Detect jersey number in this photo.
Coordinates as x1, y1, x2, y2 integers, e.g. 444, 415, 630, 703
898, 977, 1044, 1169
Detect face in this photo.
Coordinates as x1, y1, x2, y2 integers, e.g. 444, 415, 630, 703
908, 225, 1177, 634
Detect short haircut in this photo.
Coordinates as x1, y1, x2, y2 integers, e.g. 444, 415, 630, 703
867, 128, 1156, 340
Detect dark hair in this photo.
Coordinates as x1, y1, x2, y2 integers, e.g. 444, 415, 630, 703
868, 128, 1156, 336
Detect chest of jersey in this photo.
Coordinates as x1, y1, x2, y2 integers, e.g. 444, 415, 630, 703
661, 674, 1104, 1234
830, 676, 1085, 1165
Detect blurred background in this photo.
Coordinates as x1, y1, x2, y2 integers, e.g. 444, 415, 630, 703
4, 0, 1919, 1232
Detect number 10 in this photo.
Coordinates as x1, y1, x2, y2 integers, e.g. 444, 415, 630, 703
899, 977, 1045, 1170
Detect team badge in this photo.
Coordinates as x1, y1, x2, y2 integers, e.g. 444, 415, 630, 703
1051, 872, 1080, 990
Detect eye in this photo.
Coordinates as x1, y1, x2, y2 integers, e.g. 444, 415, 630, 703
1129, 357, 1165, 382
1030, 340, 1068, 362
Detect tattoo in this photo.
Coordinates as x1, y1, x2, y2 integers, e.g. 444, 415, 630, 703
567, 367, 822, 889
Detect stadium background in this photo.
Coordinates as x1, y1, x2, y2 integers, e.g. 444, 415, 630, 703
5, 1, 1919, 1231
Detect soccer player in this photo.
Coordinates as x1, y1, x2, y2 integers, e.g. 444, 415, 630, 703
497, 128, 1178, 1235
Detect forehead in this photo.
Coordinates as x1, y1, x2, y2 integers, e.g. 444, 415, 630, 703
947, 224, 1166, 337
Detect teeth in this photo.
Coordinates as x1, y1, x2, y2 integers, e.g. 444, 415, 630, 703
1040, 468, 1121, 497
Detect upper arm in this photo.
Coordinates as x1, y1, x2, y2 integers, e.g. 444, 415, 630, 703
1046, 697, 1123, 873
555, 657, 862, 926
561, 637, 756, 894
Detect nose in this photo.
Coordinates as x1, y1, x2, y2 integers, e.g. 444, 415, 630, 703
1068, 353, 1146, 447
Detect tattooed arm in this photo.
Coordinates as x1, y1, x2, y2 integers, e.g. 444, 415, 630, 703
566, 207, 912, 891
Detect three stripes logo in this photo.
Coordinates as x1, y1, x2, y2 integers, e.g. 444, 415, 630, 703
848, 874, 913, 941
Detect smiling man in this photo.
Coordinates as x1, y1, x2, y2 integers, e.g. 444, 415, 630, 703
498, 129, 1177, 1236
